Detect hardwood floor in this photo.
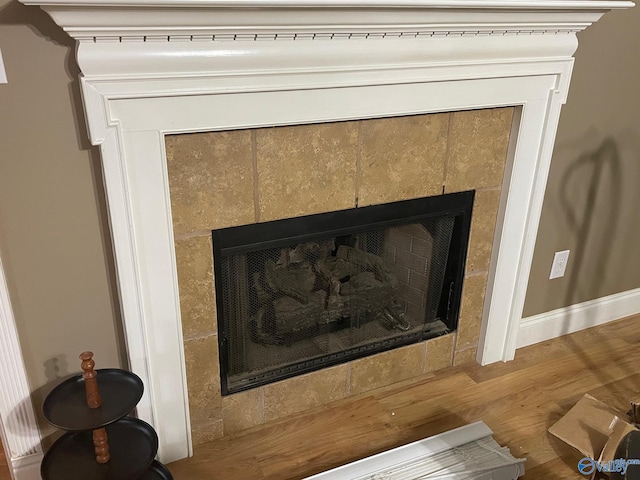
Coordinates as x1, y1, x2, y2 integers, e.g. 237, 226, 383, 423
168, 314, 640, 479
0, 437, 10, 480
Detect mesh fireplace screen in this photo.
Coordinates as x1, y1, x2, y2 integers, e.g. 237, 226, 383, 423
213, 191, 474, 394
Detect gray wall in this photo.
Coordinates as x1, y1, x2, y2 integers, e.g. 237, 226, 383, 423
0, 0, 636, 433
523, 5, 640, 317
0, 0, 124, 435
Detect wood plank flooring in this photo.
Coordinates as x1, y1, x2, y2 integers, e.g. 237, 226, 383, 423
168, 315, 640, 479
0, 437, 10, 480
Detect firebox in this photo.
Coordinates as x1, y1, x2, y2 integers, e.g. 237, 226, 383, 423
213, 191, 474, 395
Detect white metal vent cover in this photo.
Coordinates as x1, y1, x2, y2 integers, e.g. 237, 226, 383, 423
305, 421, 525, 480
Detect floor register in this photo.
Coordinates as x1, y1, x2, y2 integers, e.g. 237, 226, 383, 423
305, 422, 525, 480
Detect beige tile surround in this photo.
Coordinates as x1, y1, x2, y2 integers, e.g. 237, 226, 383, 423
166, 107, 514, 444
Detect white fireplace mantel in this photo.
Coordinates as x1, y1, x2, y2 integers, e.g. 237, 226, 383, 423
18, 0, 632, 464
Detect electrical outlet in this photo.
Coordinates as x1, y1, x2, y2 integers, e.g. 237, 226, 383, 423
549, 250, 570, 279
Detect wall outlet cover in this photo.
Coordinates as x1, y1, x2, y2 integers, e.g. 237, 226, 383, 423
0, 49, 6, 84
550, 250, 570, 279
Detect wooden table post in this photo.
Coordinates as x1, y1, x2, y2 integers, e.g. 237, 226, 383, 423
80, 351, 110, 464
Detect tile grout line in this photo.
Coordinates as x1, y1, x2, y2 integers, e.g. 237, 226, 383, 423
421, 341, 428, 375
464, 269, 489, 278
183, 331, 217, 342
450, 332, 458, 365
259, 387, 266, 424
441, 112, 454, 194
252, 129, 260, 223
355, 120, 362, 207
345, 363, 351, 397
174, 230, 213, 241
475, 185, 502, 193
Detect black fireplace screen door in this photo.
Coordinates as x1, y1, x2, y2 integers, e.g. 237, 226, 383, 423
213, 190, 474, 395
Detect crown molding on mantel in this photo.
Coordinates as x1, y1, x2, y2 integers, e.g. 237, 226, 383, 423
21, 0, 634, 41
17, 0, 634, 81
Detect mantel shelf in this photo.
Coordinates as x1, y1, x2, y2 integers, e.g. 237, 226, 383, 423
18, 0, 635, 41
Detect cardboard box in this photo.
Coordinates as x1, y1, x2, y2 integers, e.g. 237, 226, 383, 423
549, 394, 638, 477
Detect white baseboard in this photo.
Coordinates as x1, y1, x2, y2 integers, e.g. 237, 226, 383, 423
11, 452, 43, 480
517, 287, 640, 349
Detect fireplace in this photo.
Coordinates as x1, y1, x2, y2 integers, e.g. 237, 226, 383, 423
22, 0, 630, 463
213, 192, 473, 394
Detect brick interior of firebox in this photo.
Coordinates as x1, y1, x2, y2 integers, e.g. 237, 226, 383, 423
165, 107, 514, 444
